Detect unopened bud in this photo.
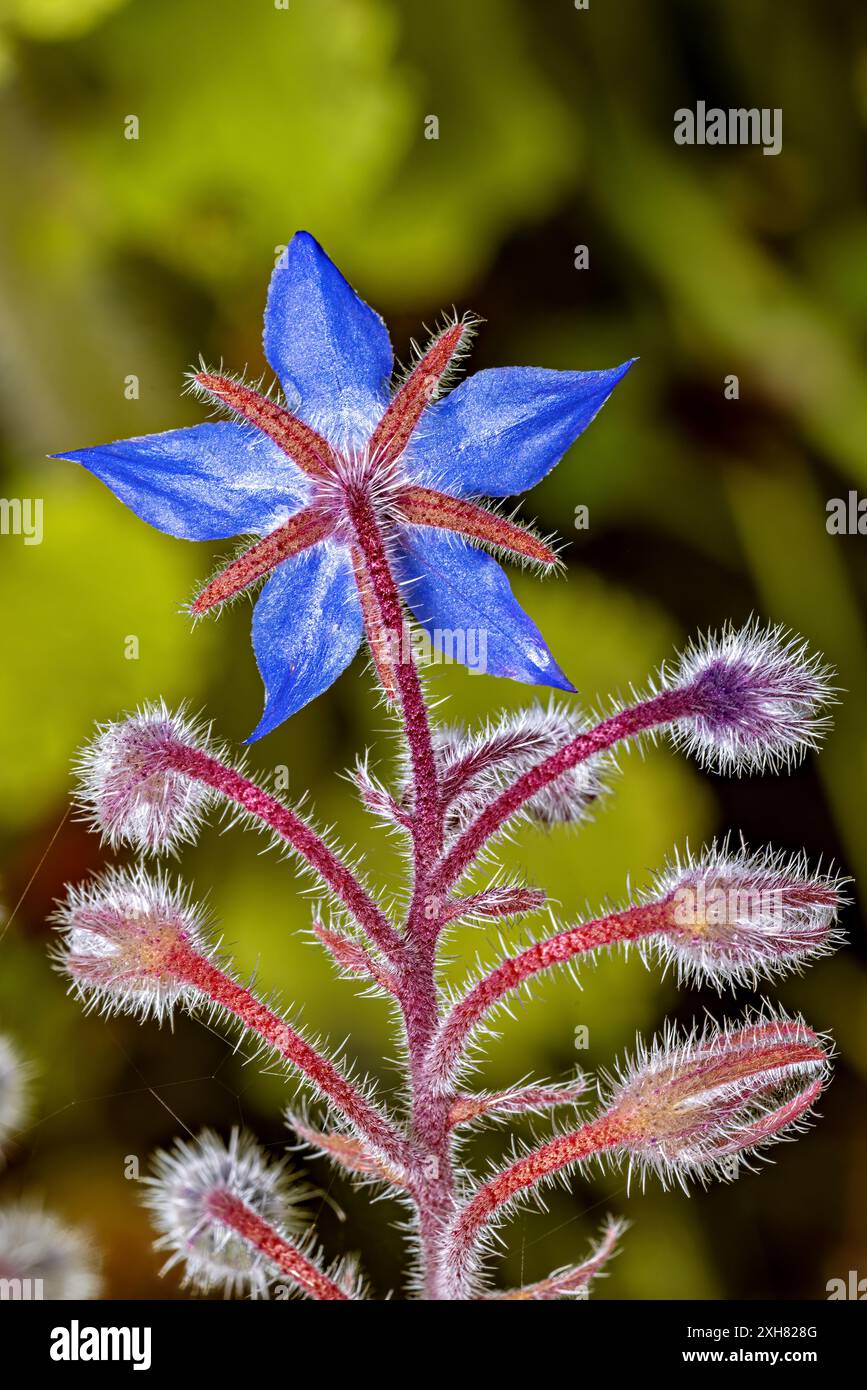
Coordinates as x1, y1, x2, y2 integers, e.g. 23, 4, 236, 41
52, 866, 210, 1022
601, 1010, 830, 1190
74, 701, 213, 852
645, 842, 847, 988
143, 1129, 303, 1299
663, 621, 835, 774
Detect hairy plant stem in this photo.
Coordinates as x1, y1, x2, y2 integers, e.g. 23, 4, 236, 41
342, 519, 701, 1296
207, 1189, 348, 1300
438, 688, 695, 890
168, 940, 409, 1169
346, 491, 441, 859
175, 524, 703, 1295
445, 1114, 625, 1298
165, 743, 403, 963
430, 899, 675, 1087
346, 496, 459, 1298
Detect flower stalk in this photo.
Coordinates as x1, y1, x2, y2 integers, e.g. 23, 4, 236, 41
164, 742, 403, 961
54, 231, 844, 1300
205, 1190, 349, 1301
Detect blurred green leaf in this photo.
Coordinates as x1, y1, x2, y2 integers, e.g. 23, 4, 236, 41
0, 467, 218, 828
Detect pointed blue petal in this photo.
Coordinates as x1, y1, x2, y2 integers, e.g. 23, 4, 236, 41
394, 528, 575, 691
54, 423, 311, 540
264, 232, 393, 448
247, 543, 363, 741
405, 360, 635, 497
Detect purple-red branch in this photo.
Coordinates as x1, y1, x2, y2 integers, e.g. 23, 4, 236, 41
207, 1189, 349, 1300
347, 491, 442, 864
438, 689, 694, 890
430, 900, 674, 1085
345, 488, 457, 1297
169, 939, 409, 1168
165, 743, 402, 961
448, 1077, 587, 1128
444, 1115, 624, 1298
480, 1219, 622, 1301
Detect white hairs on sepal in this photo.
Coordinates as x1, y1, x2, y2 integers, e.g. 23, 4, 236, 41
662, 620, 836, 775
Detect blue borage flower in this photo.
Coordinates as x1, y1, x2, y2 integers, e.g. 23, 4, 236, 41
55, 232, 633, 739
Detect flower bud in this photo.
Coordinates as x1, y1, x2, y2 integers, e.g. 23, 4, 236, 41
74, 701, 212, 852
0, 1204, 100, 1299
52, 866, 210, 1022
143, 1129, 302, 1299
434, 702, 611, 830
646, 842, 847, 988
601, 1010, 830, 1190
664, 621, 835, 774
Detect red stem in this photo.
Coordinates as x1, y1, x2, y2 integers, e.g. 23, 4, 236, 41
207, 1189, 348, 1300
346, 491, 442, 862
438, 689, 694, 890
165, 743, 402, 962
350, 543, 399, 700
170, 941, 409, 1169
344, 493, 458, 1296
430, 900, 674, 1085
445, 1115, 623, 1298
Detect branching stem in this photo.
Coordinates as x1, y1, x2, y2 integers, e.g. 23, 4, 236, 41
170, 940, 409, 1169
438, 689, 694, 890
165, 743, 402, 962
430, 900, 674, 1086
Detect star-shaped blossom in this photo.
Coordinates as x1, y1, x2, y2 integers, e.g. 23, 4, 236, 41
56, 232, 632, 739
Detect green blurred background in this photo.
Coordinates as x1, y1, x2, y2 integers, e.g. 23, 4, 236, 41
0, 0, 865, 1300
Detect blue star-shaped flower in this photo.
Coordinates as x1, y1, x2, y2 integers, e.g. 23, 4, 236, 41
55, 232, 632, 740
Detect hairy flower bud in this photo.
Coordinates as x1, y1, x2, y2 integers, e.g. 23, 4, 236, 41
664, 621, 835, 773
143, 1129, 306, 1299
0, 1205, 100, 1299
0, 1036, 32, 1154
645, 842, 847, 988
433, 702, 611, 832
74, 701, 213, 852
52, 866, 211, 1022
601, 1011, 830, 1190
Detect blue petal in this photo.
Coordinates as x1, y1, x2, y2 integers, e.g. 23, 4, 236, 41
394, 528, 575, 691
404, 360, 635, 497
264, 232, 393, 447
54, 423, 311, 541
247, 543, 363, 741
